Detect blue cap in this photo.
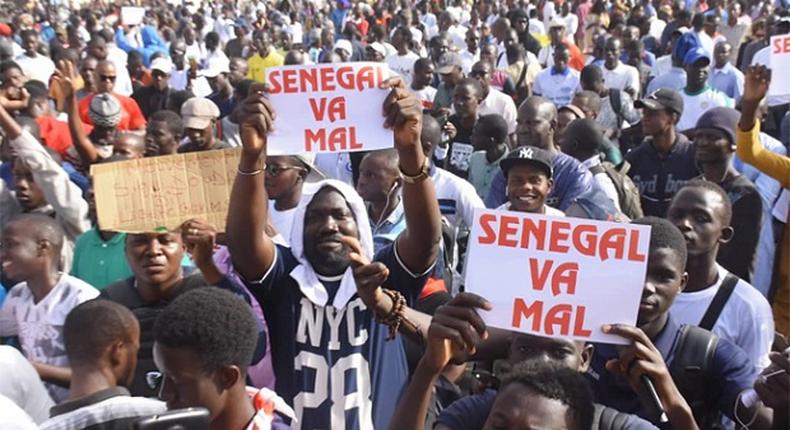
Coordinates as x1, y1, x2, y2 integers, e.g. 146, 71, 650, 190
673, 32, 701, 63
683, 46, 711, 67
233, 18, 248, 28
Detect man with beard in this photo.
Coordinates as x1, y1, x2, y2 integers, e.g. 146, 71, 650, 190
39, 300, 165, 429
227, 78, 442, 429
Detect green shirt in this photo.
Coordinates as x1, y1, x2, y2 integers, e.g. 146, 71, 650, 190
71, 228, 132, 290
468, 150, 508, 199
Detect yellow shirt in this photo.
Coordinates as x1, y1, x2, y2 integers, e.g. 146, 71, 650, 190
736, 121, 790, 188
247, 51, 285, 83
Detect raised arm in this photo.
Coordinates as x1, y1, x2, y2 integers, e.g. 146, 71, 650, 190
737, 65, 790, 188
385, 79, 442, 274
226, 84, 276, 281
55, 60, 101, 168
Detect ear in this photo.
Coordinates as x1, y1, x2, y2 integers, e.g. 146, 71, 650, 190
108, 341, 126, 368
215, 364, 242, 391
578, 343, 594, 373
546, 177, 554, 194
679, 271, 689, 293
718, 225, 734, 244
36, 239, 51, 257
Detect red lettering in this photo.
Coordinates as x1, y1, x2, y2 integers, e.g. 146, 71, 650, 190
320, 67, 335, 91
336, 66, 355, 89
282, 69, 298, 93
268, 70, 282, 94
520, 217, 546, 250
348, 127, 363, 150
548, 221, 571, 253
599, 228, 627, 261
304, 129, 325, 151
327, 97, 347, 122
529, 258, 553, 292
773, 37, 782, 54
512, 298, 542, 331
573, 306, 592, 337
627, 229, 646, 262
783, 36, 790, 54
357, 65, 376, 89
545, 304, 573, 336
498, 215, 520, 247
299, 68, 318, 92
328, 128, 346, 151
308, 98, 328, 121
478, 213, 497, 244
552, 262, 579, 296
571, 224, 597, 257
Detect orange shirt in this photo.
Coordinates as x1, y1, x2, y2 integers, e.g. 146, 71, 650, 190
77, 92, 147, 130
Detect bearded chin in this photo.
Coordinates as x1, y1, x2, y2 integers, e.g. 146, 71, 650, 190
306, 248, 352, 277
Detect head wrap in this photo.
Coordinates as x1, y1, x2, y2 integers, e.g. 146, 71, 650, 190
288, 179, 374, 308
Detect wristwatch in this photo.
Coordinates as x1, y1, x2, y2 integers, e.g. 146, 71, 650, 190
399, 157, 430, 184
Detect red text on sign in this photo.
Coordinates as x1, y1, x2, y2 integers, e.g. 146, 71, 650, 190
309, 97, 347, 122
511, 299, 593, 337
305, 127, 364, 152
772, 35, 790, 54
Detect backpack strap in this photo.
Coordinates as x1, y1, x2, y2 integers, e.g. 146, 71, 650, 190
589, 164, 605, 176
699, 273, 738, 331
609, 88, 623, 128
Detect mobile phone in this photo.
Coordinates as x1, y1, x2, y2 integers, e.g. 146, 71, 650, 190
134, 407, 210, 430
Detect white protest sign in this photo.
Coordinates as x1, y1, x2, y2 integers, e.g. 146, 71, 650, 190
264, 63, 394, 155
121, 7, 146, 26
769, 35, 790, 97
464, 209, 651, 344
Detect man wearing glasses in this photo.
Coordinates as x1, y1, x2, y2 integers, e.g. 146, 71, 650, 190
264, 154, 325, 245
76, 60, 147, 131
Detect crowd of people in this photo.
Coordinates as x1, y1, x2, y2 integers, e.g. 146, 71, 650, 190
0, 0, 789, 429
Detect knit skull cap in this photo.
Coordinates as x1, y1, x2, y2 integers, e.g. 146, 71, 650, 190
694, 107, 740, 146
89, 93, 122, 128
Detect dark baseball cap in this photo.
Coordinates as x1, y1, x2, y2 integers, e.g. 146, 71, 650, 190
500, 146, 554, 178
634, 88, 684, 116
436, 52, 462, 74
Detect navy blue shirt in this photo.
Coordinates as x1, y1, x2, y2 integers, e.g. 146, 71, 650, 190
246, 243, 429, 430
484, 151, 594, 211
625, 134, 699, 217
437, 389, 658, 430
587, 314, 757, 425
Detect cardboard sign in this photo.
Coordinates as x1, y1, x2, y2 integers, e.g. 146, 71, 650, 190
264, 63, 394, 155
464, 209, 651, 344
121, 6, 146, 26
91, 148, 241, 233
770, 35, 790, 97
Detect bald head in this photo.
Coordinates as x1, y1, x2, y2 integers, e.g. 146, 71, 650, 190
516, 96, 558, 150
7, 213, 65, 258
114, 132, 145, 159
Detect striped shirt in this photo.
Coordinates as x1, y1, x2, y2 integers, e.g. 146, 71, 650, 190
40, 387, 165, 430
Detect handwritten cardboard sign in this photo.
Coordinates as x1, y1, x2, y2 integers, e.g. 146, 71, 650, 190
464, 209, 651, 344
769, 35, 790, 97
121, 7, 146, 26
264, 62, 394, 155
91, 148, 240, 233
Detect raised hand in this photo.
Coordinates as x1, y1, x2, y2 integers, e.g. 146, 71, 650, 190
428, 293, 492, 367
54, 59, 78, 100
234, 82, 276, 159
742, 65, 771, 106
381, 77, 423, 152
181, 218, 218, 268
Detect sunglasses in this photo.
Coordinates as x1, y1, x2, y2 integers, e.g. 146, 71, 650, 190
265, 164, 306, 176
146, 371, 163, 391
99, 75, 117, 82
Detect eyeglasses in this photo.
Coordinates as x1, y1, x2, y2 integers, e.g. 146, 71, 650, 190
265, 164, 306, 177
99, 75, 117, 82
146, 371, 163, 391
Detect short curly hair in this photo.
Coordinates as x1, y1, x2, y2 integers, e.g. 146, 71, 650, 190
153, 287, 258, 372
499, 361, 594, 430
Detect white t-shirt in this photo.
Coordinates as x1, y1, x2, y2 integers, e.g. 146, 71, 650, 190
0, 395, 37, 430
460, 49, 480, 75
601, 62, 640, 95
385, 52, 420, 87
670, 264, 774, 372
533, 67, 581, 107
677, 86, 734, 131
15, 54, 55, 88
582, 155, 621, 211
411, 85, 438, 111
478, 88, 518, 134
269, 202, 298, 244
0, 274, 99, 402
0, 346, 54, 424
497, 201, 566, 217
431, 167, 485, 228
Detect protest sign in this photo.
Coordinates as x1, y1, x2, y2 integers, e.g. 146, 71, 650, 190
264, 62, 394, 155
769, 34, 790, 97
464, 209, 651, 344
121, 6, 146, 26
91, 148, 240, 233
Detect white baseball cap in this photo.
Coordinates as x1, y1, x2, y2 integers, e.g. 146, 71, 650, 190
150, 57, 173, 75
